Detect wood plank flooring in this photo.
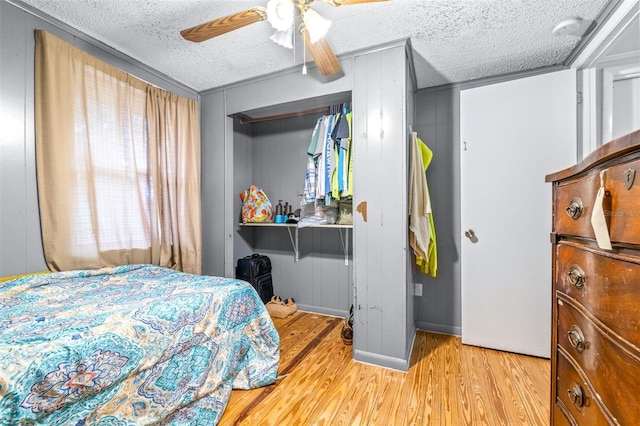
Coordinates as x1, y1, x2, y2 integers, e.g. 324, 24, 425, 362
221, 311, 550, 425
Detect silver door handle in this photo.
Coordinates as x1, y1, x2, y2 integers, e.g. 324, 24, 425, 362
465, 229, 475, 239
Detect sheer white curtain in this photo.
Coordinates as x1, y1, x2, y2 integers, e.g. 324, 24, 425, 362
35, 30, 201, 273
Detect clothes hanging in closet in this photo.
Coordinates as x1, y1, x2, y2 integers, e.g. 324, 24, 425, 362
304, 107, 353, 206
409, 131, 437, 277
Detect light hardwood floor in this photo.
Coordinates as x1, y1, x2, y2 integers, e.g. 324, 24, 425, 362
222, 311, 550, 425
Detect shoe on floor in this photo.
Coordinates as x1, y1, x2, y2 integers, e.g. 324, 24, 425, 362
341, 305, 353, 345
266, 295, 297, 318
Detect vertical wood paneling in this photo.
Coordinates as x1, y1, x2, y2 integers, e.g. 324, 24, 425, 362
231, 121, 255, 264
222, 68, 353, 116
353, 44, 411, 368
23, 13, 45, 275
1, 1, 30, 276
311, 230, 325, 307
0, 3, 49, 276
414, 86, 463, 336
354, 51, 384, 354
377, 48, 409, 360
405, 49, 417, 358
201, 91, 227, 276
296, 232, 313, 302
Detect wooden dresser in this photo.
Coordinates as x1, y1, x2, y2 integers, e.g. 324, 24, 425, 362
546, 129, 640, 425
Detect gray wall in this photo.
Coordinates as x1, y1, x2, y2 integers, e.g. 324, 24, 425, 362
1, 1, 44, 277
351, 43, 412, 370
200, 91, 227, 277
405, 47, 417, 361
413, 85, 462, 336
0, 0, 196, 277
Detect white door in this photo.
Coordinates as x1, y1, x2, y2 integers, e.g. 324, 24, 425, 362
460, 70, 577, 357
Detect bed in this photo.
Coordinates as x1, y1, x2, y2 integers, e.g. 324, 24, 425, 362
0, 264, 280, 425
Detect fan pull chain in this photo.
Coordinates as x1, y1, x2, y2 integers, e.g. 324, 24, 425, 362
302, 41, 307, 75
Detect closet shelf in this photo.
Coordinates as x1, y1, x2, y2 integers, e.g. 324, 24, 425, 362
238, 223, 352, 229
238, 223, 352, 264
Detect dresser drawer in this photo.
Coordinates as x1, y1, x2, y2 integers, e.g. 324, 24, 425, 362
555, 348, 609, 425
552, 403, 574, 426
556, 242, 640, 346
554, 157, 640, 244
556, 296, 640, 424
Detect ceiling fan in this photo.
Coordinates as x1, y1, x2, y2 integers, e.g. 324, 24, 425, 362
180, 0, 389, 78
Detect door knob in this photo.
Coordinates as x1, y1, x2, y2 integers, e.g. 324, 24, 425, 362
465, 229, 475, 239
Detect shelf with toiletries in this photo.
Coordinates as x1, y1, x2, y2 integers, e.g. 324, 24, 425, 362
237, 222, 351, 264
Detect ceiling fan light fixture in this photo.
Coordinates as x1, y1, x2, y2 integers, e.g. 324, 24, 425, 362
302, 7, 331, 43
266, 0, 295, 32
270, 27, 294, 49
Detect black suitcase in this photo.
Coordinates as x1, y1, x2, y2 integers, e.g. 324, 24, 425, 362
235, 253, 274, 303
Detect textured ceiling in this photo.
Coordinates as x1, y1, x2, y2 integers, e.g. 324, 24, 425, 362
14, 0, 614, 92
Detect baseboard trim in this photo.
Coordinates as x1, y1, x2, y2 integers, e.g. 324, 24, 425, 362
353, 349, 409, 372
296, 304, 348, 319
416, 321, 461, 337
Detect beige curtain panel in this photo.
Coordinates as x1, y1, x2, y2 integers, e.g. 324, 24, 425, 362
34, 30, 202, 274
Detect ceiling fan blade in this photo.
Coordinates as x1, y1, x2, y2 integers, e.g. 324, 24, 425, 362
324, 0, 389, 5
180, 7, 267, 42
300, 25, 342, 77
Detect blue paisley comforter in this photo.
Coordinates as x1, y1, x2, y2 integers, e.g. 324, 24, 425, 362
0, 264, 280, 425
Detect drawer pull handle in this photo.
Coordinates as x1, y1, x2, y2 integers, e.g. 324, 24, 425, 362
567, 265, 585, 289
567, 382, 584, 408
625, 168, 636, 190
566, 198, 584, 220
568, 325, 586, 353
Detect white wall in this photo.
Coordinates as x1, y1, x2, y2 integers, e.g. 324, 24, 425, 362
612, 77, 640, 139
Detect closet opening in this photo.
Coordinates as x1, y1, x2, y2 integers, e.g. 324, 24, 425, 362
231, 91, 354, 318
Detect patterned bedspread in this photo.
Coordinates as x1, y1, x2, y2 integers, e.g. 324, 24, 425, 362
0, 265, 280, 425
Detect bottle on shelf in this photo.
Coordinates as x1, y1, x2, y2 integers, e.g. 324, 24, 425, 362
275, 200, 284, 223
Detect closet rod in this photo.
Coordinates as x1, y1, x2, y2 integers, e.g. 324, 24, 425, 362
238, 105, 341, 124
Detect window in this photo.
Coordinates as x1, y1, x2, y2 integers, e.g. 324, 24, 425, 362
35, 30, 201, 273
